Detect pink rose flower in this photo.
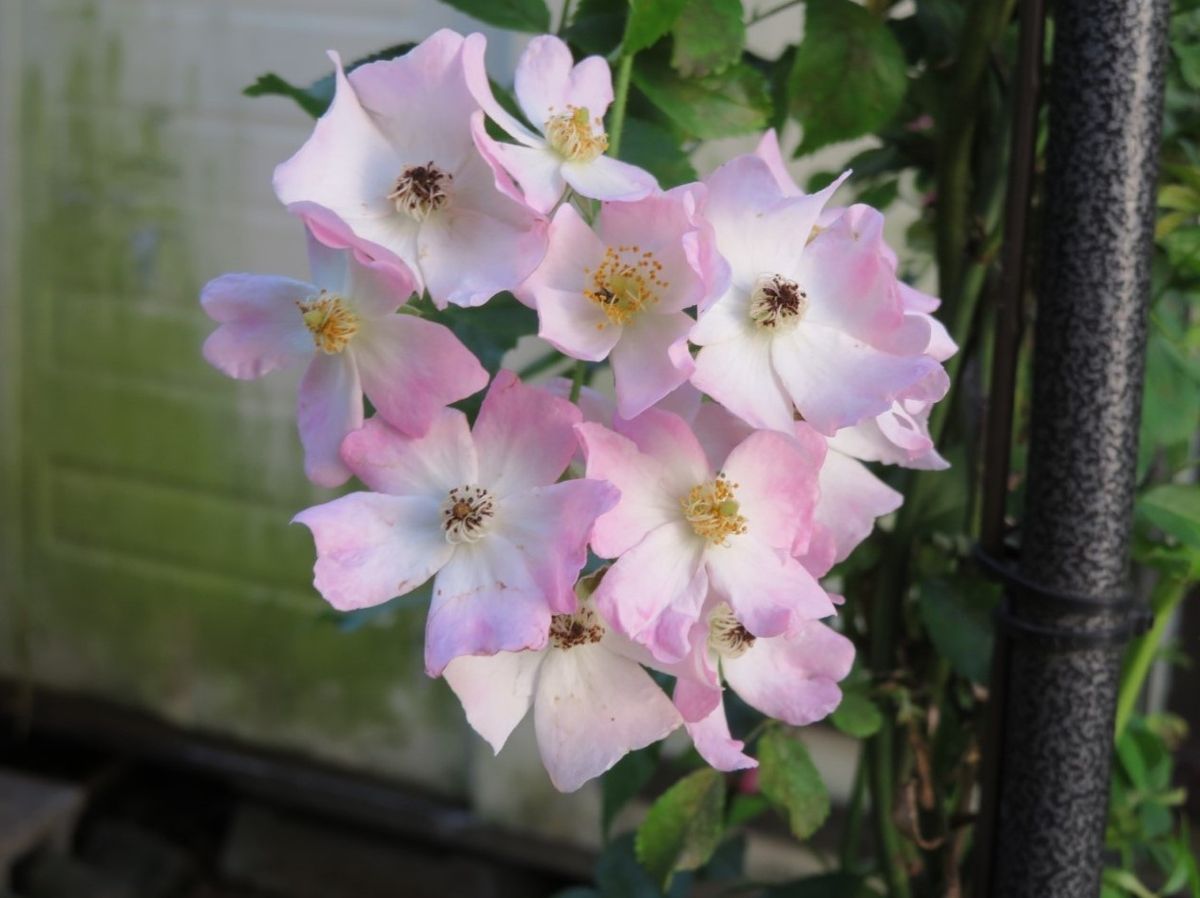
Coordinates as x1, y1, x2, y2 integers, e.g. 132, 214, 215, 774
294, 371, 618, 675
444, 586, 680, 793
520, 185, 727, 419
577, 408, 834, 663
463, 34, 657, 212
200, 225, 487, 487
273, 30, 547, 308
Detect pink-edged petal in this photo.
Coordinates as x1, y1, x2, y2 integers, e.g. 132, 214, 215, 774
200, 274, 315, 379
273, 52, 402, 245
340, 410, 477, 497
691, 330, 796, 432
772, 324, 948, 436
721, 430, 823, 552
352, 315, 488, 436
798, 451, 902, 567
545, 377, 616, 427
289, 201, 422, 294
425, 535, 550, 676
294, 492, 452, 609
477, 135, 566, 214
537, 287, 622, 361
690, 402, 753, 470
610, 313, 696, 420
417, 151, 548, 308
522, 202, 604, 293
703, 155, 846, 284
566, 55, 614, 117
593, 521, 709, 663
651, 381, 704, 424
753, 128, 801, 196
918, 312, 957, 362
297, 352, 362, 487
722, 620, 855, 726
706, 540, 834, 638
343, 252, 417, 318
900, 281, 941, 313
798, 206, 906, 345
499, 479, 620, 614
577, 423, 687, 557
561, 155, 657, 204
683, 699, 757, 771
796, 526, 839, 579
474, 371, 582, 496
443, 649, 544, 753
673, 651, 724, 723
611, 408, 712, 494
462, 33, 543, 146
347, 30, 475, 171
534, 643, 681, 792
514, 35, 577, 128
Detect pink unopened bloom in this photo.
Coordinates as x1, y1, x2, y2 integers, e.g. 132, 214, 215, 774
691, 152, 949, 436
577, 409, 834, 663
200, 226, 487, 487
294, 372, 618, 675
444, 585, 681, 792
464, 34, 657, 212
674, 602, 855, 771
521, 186, 727, 419
273, 30, 546, 308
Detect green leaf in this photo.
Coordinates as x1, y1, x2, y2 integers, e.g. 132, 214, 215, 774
244, 44, 416, 119
787, 0, 908, 154
763, 872, 880, 898
243, 73, 329, 118
1138, 484, 1200, 549
757, 728, 830, 840
617, 117, 697, 188
597, 834, 691, 898
602, 744, 658, 835
633, 56, 770, 140
634, 768, 727, 889
670, 0, 745, 77
413, 291, 537, 377
624, 0, 688, 54
830, 690, 883, 739
437, 0, 550, 32
726, 792, 769, 828
566, 0, 629, 55
916, 577, 997, 684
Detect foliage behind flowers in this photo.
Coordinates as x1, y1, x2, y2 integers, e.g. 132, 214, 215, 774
210, 0, 1200, 895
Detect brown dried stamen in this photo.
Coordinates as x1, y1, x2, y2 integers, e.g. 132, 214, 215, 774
388, 161, 452, 220
441, 485, 495, 544
549, 602, 605, 649
749, 273, 808, 331
707, 603, 756, 659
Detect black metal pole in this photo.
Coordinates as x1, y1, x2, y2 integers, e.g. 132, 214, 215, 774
987, 0, 1169, 896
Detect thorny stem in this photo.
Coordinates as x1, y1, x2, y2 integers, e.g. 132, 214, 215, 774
608, 54, 634, 158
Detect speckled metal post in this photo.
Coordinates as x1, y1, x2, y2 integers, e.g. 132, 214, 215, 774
989, 0, 1169, 895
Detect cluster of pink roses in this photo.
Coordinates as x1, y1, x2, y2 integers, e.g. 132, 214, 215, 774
200, 29, 952, 793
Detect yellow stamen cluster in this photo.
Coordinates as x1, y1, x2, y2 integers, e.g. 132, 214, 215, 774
297, 292, 359, 354
545, 106, 608, 163
707, 603, 756, 659
682, 475, 747, 545
583, 245, 668, 327
549, 602, 605, 650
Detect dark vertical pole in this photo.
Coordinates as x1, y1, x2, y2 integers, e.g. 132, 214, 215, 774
988, 0, 1169, 896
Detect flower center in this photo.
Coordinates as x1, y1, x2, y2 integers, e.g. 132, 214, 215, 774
440, 485, 495, 544
682, 474, 747, 546
545, 106, 608, 163
549, 602, 605, 650
297, 292, 359, 354
749, 274, 808, 331
707, 603, 756, 659
583, 246, 667, 327
388, 161, 452, 220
